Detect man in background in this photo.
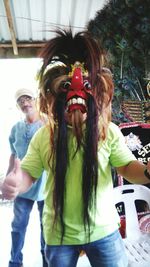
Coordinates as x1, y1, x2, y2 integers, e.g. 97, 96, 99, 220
7, 88, 48, 267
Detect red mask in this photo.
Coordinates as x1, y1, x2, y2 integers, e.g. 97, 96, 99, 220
65, 62, 92, 113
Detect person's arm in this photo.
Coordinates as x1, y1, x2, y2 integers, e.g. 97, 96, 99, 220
6, 154, 16, 175
1, 158, 34, 200
116, 160, 150, 184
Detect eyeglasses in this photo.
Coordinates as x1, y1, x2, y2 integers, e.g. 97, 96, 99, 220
17, 96, 35, 106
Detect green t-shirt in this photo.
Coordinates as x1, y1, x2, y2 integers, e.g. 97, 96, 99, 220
21, 122, 136, 245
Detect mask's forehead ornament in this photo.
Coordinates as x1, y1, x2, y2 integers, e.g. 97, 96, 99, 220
68, 62, 88, 78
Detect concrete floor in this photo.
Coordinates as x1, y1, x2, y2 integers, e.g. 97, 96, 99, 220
0, 201, 43, 267
0, 201, 91, 267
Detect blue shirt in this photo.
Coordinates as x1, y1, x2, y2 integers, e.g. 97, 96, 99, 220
9, 120, 46, 201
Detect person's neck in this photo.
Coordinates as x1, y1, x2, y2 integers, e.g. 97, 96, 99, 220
25, 112, 40, 123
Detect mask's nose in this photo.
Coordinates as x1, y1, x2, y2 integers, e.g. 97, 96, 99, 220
70, 67, 84, 91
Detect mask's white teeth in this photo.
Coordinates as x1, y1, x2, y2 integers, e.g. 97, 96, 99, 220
72, 98, 76, 104
67, 97, 86, 107
77, 98, 83, 104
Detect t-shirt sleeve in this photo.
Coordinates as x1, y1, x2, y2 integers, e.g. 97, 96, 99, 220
9, 126, 16, 155
109, 123, 136, 167
21, 129, 44, 179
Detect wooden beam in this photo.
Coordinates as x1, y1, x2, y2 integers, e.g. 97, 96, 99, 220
4, 0, 18, 55
0, 42, 45, 48
0, 42, 46, 58
0, 47, 42, 58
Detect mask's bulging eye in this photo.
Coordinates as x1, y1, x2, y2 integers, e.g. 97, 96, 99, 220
84, 80, 91, 90
63, 81, 71, 89
45, 88, 50, 93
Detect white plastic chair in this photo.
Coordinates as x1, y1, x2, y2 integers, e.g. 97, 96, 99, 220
114, 184, 150, 267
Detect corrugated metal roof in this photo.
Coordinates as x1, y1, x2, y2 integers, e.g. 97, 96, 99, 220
0, 0, 106, 57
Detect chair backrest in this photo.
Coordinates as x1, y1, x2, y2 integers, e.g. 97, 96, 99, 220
114, 184, 150, 239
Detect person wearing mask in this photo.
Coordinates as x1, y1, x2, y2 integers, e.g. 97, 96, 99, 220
6, 88, 48, 267
2, 30, 150, 267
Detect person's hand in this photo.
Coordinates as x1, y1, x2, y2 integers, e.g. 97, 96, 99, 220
143, 160, 150, 181
147, 161, 150, 172
0, 180, 3, 199
1, 158, 23, 200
